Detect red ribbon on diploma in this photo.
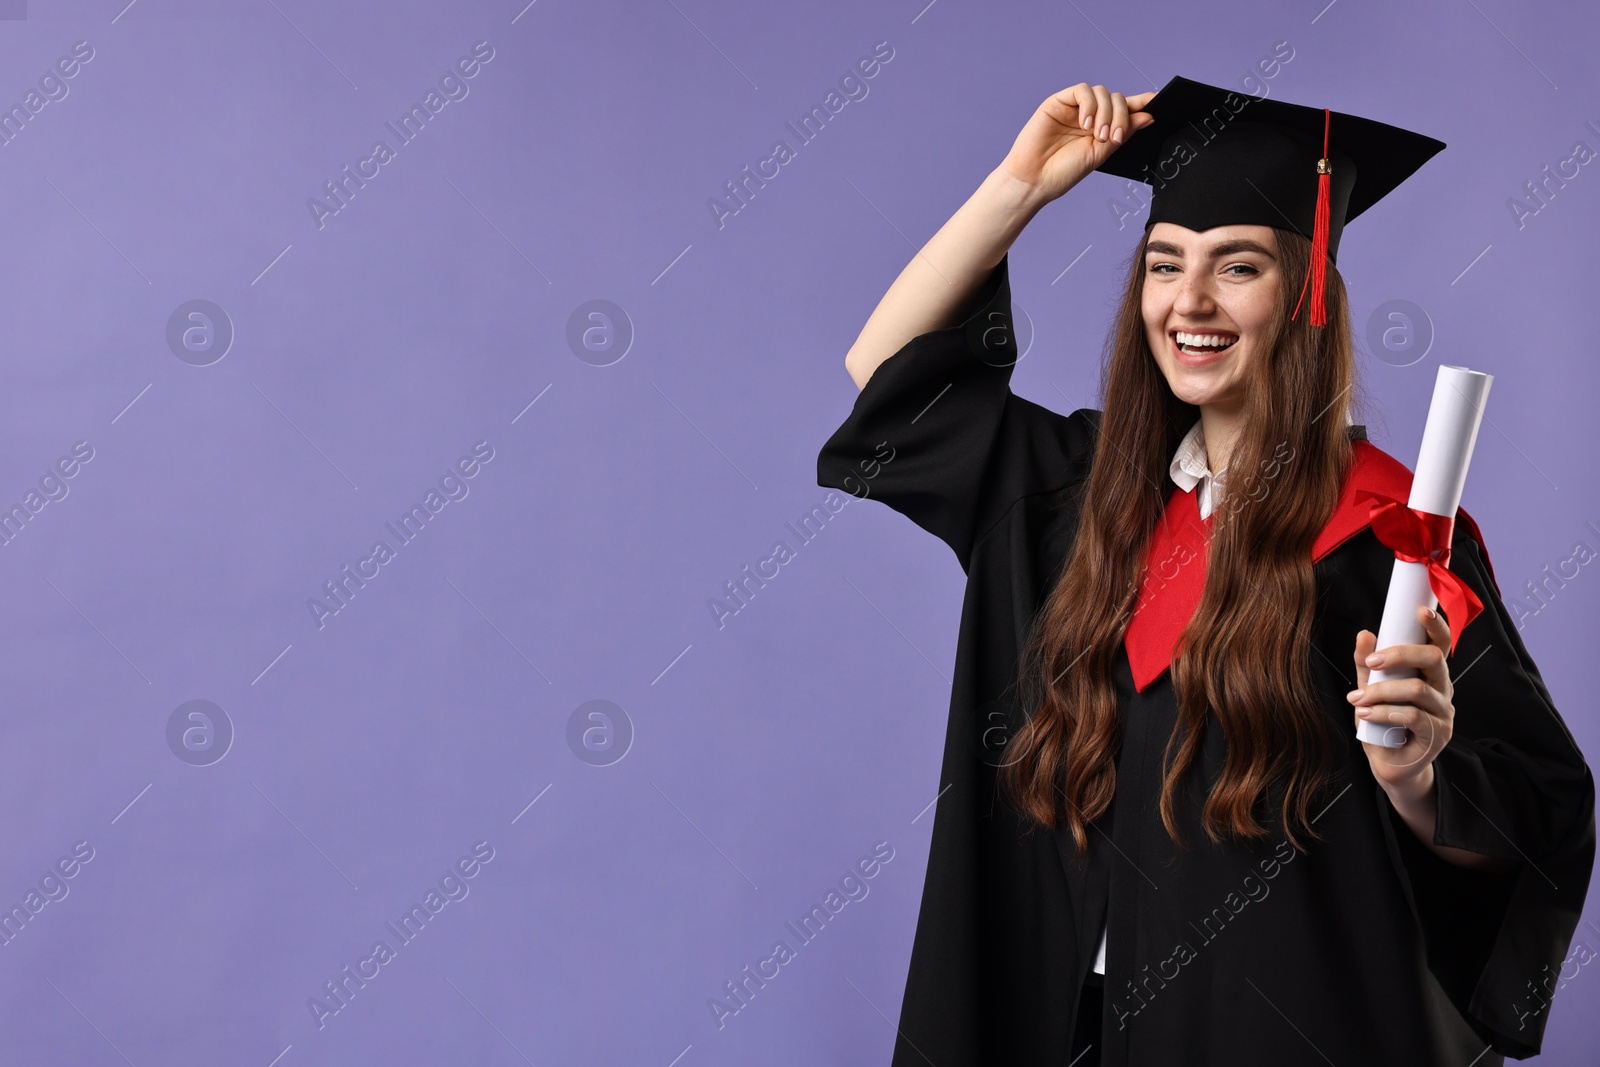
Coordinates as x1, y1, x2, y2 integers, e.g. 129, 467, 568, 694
1355, 488, 1483, 655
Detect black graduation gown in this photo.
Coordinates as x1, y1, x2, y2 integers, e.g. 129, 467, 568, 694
816, 254, 1596, 1065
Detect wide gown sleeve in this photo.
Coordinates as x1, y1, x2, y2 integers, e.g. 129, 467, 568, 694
1382, 521, 1596, 1058
815, 253, 1098, 572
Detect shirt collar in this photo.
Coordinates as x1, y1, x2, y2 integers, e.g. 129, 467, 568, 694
1168, 411, 1361, 491
1169, 418, 1217, 491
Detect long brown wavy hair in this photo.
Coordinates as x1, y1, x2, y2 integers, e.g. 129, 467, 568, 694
1001, 225, 1362, 856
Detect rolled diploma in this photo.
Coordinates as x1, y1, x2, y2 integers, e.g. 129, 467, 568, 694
1356, 365, 1493, 748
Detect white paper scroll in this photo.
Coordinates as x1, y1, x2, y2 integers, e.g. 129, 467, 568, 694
1356, 365, 1493, 749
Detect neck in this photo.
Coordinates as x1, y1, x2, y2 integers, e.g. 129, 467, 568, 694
1198, 402, 1246, 474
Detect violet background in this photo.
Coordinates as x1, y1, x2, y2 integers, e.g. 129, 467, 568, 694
0, 0, 1595, 1064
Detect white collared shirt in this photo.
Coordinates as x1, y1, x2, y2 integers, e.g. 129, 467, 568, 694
1168, 417, 1228, 521
1090, 418, 1224, 976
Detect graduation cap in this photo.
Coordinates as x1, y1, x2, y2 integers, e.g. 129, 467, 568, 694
1096, 75, 1446, 326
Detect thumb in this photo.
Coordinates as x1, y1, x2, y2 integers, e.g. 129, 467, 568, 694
1354, 629, 1376, 690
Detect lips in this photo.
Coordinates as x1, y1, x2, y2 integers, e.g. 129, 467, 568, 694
1169, 329, 1238, 366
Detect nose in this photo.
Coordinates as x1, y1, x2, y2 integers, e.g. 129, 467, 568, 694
1172, 271, 1217, 317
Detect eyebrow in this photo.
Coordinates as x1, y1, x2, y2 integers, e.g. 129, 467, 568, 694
1145, 239, 1277, 260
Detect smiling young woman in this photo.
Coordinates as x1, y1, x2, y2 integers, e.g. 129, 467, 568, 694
1141, 225, 1285, 475
819, 77, 1594, 1067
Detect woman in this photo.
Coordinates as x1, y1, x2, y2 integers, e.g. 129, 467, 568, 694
817, 78, 1594, 1066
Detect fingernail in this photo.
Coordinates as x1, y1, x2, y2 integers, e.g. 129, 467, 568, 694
1427, 607, 1437, 620
1098, 123, 1110, 140
1346, 689, 1363, 702
1365, 653, 1383, 667
1357, 709, 1371, 718
1112, 127, 1123, 143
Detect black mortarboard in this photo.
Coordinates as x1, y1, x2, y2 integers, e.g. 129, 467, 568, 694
1096, 75, 1446, 325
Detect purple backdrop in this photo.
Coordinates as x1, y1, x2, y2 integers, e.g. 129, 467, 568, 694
0, 0, 1595, 1063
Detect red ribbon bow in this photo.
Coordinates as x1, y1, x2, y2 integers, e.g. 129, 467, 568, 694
1354, 488, 1483, 655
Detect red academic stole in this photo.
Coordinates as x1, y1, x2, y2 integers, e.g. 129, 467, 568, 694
1123, 439, 1498, 694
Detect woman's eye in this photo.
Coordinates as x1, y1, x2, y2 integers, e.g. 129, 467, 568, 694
1147, 263, 1259, 275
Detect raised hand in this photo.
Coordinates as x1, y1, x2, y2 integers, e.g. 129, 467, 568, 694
998, 83, 1157, 205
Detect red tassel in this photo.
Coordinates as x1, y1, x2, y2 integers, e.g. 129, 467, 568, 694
1291, 107, 1333, 328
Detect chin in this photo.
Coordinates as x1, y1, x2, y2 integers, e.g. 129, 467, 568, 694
1169, 387, 1215, 408
1165, 376, 1239, 409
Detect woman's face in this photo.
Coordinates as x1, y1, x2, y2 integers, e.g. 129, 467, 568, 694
1141, 222, 1281, 412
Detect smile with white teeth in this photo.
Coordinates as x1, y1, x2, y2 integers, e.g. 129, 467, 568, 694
1173, 330, 1239, 354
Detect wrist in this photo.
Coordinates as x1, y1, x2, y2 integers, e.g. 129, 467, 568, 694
1381, 762, 1436, 812
985, 162, 1056, 220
